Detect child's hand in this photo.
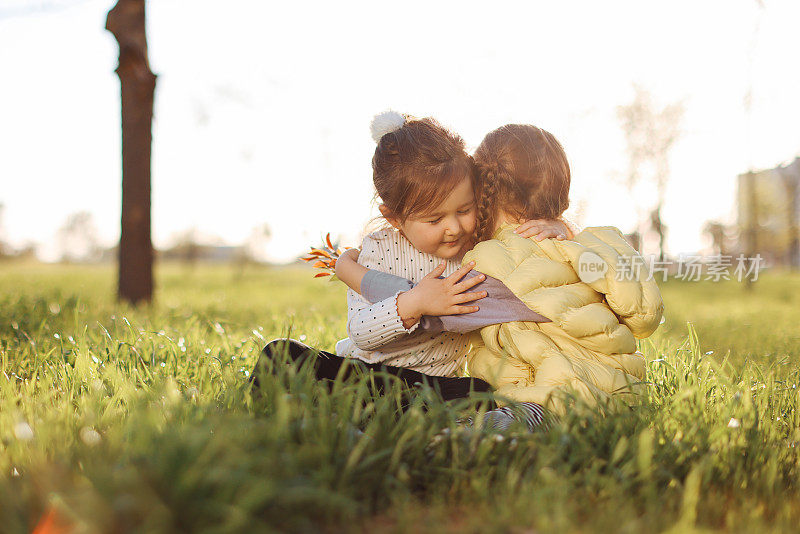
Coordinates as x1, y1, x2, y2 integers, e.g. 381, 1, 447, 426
514, 219, 571, 241
335, 248, 360, 274
396, 261, 487, 327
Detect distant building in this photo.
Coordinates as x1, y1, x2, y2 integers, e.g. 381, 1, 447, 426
737, 157, 800, 267
158, 244, 245, 263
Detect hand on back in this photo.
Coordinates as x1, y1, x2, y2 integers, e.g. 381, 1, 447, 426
513, 218, 572, 241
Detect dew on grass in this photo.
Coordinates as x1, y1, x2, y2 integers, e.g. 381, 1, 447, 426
11, 468, 20, 477
705, 351, 714, 355
14, 422, 34, 441
160, 362, 166, 367
728, 418, 741, 428
49, 303, 60, 314
91, 355, 101, 364
299, 334, 307, 341
54, 333, 60, 339
80, 427, 101, 446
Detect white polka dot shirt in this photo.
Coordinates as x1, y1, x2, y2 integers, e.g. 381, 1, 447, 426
335, 229, 471, 377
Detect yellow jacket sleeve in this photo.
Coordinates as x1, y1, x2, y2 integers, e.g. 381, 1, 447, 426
555, 227, 664, 338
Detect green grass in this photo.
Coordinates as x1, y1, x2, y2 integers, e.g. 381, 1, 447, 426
659, 273, 800, 367
1, 262, 799, 533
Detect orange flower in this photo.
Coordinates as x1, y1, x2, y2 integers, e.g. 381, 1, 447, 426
32, 505, 73, 534
302, 233, 350, 280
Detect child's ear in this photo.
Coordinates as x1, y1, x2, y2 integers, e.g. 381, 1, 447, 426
379, 204, 402, 230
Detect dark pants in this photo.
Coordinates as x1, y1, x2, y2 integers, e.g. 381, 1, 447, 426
250, 338, 493, 406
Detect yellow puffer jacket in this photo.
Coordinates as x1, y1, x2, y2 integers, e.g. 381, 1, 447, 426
462, 225, 663, 415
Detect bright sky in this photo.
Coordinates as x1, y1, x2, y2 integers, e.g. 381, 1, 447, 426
1, 0, 799, 262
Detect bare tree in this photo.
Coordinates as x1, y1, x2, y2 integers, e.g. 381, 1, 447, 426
243, 224, 272, 263
232, 224, 272, 278
56, 211, 100, 263
703, 221, 729, 257
167, 227, 203, 267
743, 170, 759, 289
106, 0, 156, 304
617, 86, 684, 261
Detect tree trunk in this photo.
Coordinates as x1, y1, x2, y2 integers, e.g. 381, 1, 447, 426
745, 171, 758, 290
650, 206, 667, 262
106, 0, 156, 304
782, 171, 799, 270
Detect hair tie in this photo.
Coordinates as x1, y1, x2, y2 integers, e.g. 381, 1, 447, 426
370, 110, 406, 143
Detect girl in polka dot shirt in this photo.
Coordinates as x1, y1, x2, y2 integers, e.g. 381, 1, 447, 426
251, 112, 566, 409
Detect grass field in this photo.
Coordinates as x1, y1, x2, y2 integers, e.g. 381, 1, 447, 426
1, 261, 799, 533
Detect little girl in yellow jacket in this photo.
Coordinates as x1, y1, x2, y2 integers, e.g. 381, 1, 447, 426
464, 124, 663, 416
340, 124, 663, 421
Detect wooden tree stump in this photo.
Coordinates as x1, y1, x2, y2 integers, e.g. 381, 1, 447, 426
106, 0, 156, 304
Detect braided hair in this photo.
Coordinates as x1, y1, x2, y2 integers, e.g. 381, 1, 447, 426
473, 124, 571, 242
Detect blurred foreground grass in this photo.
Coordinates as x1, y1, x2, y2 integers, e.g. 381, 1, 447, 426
1, 262, 799, 533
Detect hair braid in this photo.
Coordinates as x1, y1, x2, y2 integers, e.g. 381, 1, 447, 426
473, 124, 571, 239
475, 165, 500, 242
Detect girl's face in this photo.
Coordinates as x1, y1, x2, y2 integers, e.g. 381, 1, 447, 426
385, 177, 477, 261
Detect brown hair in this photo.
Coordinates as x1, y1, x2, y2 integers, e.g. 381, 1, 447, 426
473, 124, 571, 241
372, 115, 474, 222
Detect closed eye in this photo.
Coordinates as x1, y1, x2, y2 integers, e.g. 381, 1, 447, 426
427, 218, 442, 224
